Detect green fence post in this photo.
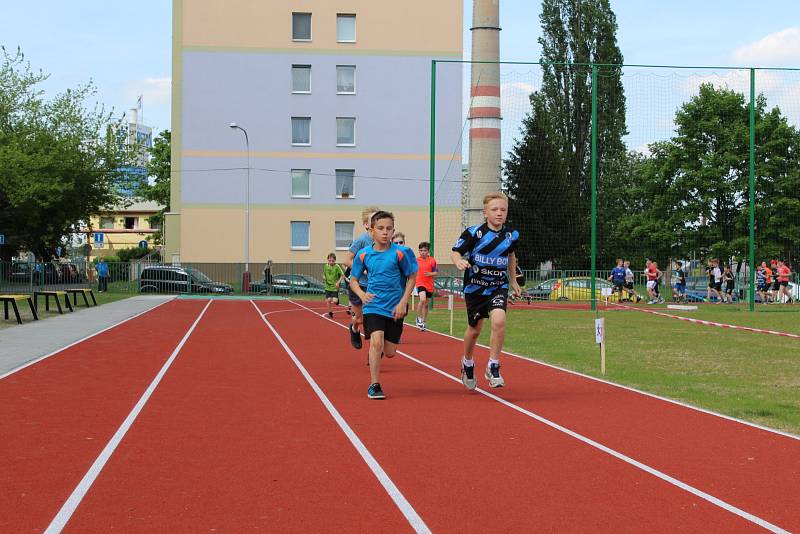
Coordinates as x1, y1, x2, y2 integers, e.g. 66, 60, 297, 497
429, 59, 437, 254
590, 65, 598, 311
748, 68, 756, 312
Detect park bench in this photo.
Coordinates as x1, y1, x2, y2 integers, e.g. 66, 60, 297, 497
33, 290, 74, 314
65, 288, 97, 307
1, 294, 39, 324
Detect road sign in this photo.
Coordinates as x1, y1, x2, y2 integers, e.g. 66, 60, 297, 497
138, 240, 148, 249
93, 233, 104, 248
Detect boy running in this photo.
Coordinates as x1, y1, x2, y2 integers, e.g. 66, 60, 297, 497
645, 260, 663, 304
323, 253, 346, 318
672, 261, 687, 303
722, 264, 735, 303
415, 241, 438, 331
776, 260, 794, 303
608, 259, 626, 301
343, 206, 380, 350
350, 211, 418, 399
756, 262, 769, 304
623, 260, 640, 302
451, 192, 522, 390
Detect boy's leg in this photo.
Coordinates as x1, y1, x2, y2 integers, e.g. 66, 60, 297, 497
460, 319, 483, 390
347, 285, 365, 349
484, 308, 506, 387
368, 331, 385, 384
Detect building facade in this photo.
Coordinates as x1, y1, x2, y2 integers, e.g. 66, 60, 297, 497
166, 0, 463, 264
86, 201, 163, 259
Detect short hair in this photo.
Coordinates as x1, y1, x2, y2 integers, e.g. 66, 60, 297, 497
327, 253, 336, 260
418, 241, 430, 250
361, 206, 380, 224
370, 210, 395, 227
616, 258, 622, 263
483, 192, 508, 206
392, 231, 406, 241
675, 261, 682, 267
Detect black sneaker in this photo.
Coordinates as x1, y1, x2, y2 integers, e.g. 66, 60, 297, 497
367, 383, 386, 399
350, 325, 363, 349
327, 311, 334, 318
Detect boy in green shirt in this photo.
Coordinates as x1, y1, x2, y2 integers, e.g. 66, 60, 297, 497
323, 253, 346, 318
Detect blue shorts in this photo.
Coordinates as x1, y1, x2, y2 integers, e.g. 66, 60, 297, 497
674, 283, 686, 294
348, 285, 367, 306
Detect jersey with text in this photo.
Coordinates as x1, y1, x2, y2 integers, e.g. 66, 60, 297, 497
452, 223, 519, 295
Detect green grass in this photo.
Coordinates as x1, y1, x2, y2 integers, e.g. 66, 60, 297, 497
416, 303, 800, 436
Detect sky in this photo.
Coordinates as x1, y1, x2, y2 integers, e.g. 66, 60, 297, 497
1, 1, 799, 139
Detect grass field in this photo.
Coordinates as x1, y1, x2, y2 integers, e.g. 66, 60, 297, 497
413, 302, 800, 436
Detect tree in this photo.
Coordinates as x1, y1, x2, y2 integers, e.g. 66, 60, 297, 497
138, 130, 171, 244
0, 47, 130, 261
504, 0, 627, 269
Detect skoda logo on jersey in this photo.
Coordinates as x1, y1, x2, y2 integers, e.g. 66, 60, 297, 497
472, 265, 480, 273
477, 230, 483, 238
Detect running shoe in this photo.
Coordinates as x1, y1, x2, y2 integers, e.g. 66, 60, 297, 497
485, 362, 505, 388
327, 311, 334, 318
420, 321, 427, 332
415, 316, 423, 329
461, 362, 477, 390
367, 383, 386, 399
350, 325, 363, 349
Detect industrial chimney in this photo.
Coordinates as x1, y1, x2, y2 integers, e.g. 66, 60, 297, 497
466, 0, 501, 226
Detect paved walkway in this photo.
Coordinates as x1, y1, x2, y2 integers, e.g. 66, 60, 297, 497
0, 295, 174, 377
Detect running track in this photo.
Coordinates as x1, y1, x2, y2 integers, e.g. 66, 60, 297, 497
1, 298, 797, 532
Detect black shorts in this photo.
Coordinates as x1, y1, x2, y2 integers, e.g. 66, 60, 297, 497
725, 283, 735, 294
612, 282, 624, 292
624, 281, 634, 290
757, 282, 767, 292
772, 280, 781, 291
416, 287, 432, 298
325, 290, 339, 300
710, 282, 722, 291
465, 288, 508, 327
363, 313, 404, 344
348, 284, 367, 306
779, 280, 789, 287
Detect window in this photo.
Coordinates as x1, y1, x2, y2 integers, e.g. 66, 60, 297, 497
148, 216, 161, 230
291, 169, 310, 198
292, 117, 311, 145
292, 13, 312, 40
336, 169, 355, 198
291, 65, 311, 93
99, 216, 114, 229
124, 217, 138, 230
336, 14, 356, 42
290, 221, 310, 249
336, 117, 355, 146
335, 222, 355, 249
336, 65, 356, 94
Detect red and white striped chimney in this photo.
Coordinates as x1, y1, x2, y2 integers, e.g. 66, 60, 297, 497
467, 0, 501, 225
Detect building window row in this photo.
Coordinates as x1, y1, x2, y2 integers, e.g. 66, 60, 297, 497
290, 220, 356, 251
291, 169, 355, 199
291, 65, 356, 94
291, 117, 355, 147
292, 13, 356, 43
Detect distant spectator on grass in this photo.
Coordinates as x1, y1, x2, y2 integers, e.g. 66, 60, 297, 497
97, 258, 109, 293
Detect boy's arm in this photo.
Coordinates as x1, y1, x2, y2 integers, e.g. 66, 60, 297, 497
343, 251, 356, 269
508, 252, 522, 296
451, 250, 470, 270
348, 256, 373, 303
394, 273, 417, 320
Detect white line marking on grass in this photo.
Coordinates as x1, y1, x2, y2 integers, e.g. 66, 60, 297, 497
251, 300, 431, 534
288, 299, 791, 533
1, 297, 176, 381
44, 299, 213, 534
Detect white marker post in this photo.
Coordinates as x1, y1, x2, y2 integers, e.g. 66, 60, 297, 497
595, 317, 606, 375
448, 293, 454, 336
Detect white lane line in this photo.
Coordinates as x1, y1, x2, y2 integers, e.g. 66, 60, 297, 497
418, 319, 800, 441
1, 297, 176, 381
44, 299, 213, 534
287, 299, 790, 534
250, 300, 430, 534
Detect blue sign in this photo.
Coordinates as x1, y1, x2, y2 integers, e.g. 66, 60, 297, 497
94, 233, 104, 248
138, 240, 148, 249
0, 234, 5, 245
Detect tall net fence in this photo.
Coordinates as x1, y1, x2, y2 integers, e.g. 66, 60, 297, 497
430, 61, 800, 307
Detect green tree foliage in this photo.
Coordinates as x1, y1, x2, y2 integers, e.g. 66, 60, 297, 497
0, 48, 130, 261
138, 129, 170, 244
617, 84, 800, 266
505, 0, 627, 269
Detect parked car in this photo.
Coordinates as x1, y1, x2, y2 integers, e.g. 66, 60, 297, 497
549, 277, 618, 302
139, 265, 233, 294
250, 273, 326, 294
58, 263, 85, 283
8, 262, 61, 284
524, 278, 560, 301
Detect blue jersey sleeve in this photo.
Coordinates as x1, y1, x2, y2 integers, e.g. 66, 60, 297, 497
399, 246, 418, 277
351, 248, 366, 281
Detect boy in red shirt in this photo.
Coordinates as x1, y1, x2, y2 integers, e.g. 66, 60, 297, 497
415, 241, 438, 331
776, 260, 794, 303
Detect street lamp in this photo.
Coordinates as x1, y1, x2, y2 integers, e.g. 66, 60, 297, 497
229, 122, 250, 271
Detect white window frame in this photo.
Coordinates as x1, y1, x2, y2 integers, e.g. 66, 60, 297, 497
336, 65, 356, 94
336, 117, 356, 147
292, 12, 312, 41
290, 221, 311, 250
291, 169, 311, 198
335, 221, 355, 250
335, 169, 355, 199
291, 117, 311, 146
336, 14, 356, 43
291, 64, 311, 94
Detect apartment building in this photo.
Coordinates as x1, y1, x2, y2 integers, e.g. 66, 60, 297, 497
166, 0, 463, 263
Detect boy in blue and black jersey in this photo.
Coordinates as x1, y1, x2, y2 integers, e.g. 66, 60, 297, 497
350, 211, 418, 400
451, 192, 522, 390
608, 258, 626, 300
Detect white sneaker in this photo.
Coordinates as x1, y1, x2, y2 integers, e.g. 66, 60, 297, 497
461, 363, 477, 390
420, 321, 427, 332
485, 363, 505, 388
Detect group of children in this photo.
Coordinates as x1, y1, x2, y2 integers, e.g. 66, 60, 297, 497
320, 193, 520, 400
756, 259, 795, 304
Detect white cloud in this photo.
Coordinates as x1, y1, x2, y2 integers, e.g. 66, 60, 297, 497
126, 77, 171, 107
731, 27, 800, 66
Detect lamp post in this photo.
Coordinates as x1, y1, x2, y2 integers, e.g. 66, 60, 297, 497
229, 122, 250, 271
